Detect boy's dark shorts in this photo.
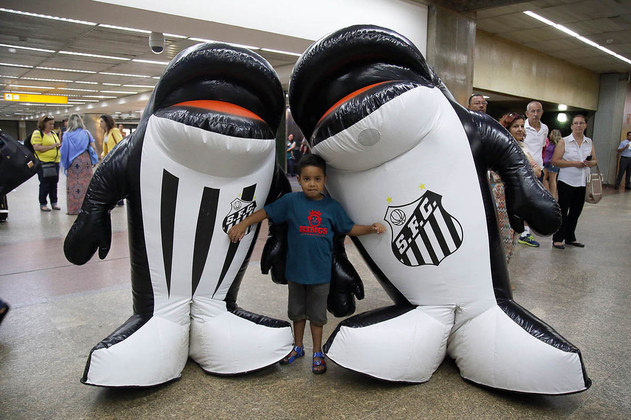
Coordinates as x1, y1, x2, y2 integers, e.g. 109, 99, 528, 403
287, 281, 330, 326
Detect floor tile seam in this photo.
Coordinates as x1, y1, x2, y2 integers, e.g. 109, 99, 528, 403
0, 256, 130, 277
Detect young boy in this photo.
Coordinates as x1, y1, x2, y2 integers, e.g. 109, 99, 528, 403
228, 154, 385, 374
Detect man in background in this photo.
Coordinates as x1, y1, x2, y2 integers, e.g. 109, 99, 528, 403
615, 131, 631, 190
468, 94, 487, 114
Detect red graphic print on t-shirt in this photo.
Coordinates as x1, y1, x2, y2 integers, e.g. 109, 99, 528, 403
299, 210, 328, 236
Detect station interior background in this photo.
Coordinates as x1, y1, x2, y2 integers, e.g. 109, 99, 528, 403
1, 0, 630, 184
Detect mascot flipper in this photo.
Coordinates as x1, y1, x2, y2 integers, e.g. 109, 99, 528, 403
65, 43, 293, 387
288, 25, 590, 394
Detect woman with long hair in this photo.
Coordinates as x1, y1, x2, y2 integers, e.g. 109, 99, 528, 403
543, 129, 562, 200
60, 114, 96, 215
99, 114, 124, 205
551, 114, 597, 249
99, 114, 123, 158
31, 115, 61, 211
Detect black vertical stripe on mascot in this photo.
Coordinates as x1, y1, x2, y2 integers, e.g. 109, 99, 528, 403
288, 25, 590, 394
64, 43, 303, 387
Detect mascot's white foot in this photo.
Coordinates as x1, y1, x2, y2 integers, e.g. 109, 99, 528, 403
324, 305, 454, 382
448, 303, 590, 394
82, 315, 189, 387
189, 298, 293, 374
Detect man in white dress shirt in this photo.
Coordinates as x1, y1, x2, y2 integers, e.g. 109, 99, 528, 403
519, 101, 549, 248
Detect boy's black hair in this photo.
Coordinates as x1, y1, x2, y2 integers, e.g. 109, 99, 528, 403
298, 154, 326, 176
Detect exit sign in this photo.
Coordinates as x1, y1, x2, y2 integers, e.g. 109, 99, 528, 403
4, 93, 68, 104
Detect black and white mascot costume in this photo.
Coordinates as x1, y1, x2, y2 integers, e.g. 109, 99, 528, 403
64, 43, 299, 387
288, 25, 591, 394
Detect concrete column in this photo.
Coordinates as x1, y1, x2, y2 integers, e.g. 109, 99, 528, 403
592, 73, 631, 184
83, 114, 104, 157
426, 5, 476, 107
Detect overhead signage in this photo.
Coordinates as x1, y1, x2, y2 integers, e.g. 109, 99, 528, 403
3, 93, 68, 104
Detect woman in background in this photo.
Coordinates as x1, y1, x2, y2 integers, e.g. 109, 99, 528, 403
551, 114, 597, 249
100, 114, 124, 206
100, 114, 123, 159
31, 115, 61, 212
496, 112, 542, 251
60, 114, 95, 215
543, 129, 562, 200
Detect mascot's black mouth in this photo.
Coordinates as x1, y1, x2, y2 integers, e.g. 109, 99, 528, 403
146, 43, 283, 137
289, 25, 438, 142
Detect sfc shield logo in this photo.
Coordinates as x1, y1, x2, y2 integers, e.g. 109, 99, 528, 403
222, 197, 257, 234
385, 191, 463, 267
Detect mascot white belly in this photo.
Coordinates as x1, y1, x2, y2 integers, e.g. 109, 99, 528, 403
65, 44, 293, 387
289, 25, 590, 394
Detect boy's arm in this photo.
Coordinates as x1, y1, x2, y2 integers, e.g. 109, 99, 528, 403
228, 209, 268, 242
348, 222, 386, 237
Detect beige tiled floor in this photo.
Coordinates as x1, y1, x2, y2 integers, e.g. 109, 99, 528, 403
1, 175, 630, 419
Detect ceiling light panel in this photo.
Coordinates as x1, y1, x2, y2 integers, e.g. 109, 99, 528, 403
0, 7, 97, 25
59, 51, 130, 61
0, 43, 55, 53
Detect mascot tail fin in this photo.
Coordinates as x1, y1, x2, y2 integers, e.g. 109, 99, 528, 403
448, 301, 591, 394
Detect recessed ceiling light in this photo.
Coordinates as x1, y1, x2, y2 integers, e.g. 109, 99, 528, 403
99, 24, 150, 34
132, 59, 169, 65
59, 51, 130, 61
189, 37, 216, 43
164, 33, 187, 39
524, 11, 631, 65
75, 80, 98, 85
37, 66, 97, 74
123, 84, 154, 88
102, 83, 122, 86
7, 84, 51, 89
99, 71, 152, 78
558, 104, 568, 111
0, 8, 96, 25
100, 90, 138, 94
59, 87, 99, 92
0, 43, 55, 53
83, 95, 117, 99
0, 62, 33, 68
22, 77, 72, 83
0, 74, 18, 79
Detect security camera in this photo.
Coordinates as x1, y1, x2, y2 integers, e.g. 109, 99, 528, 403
149, 32, 165, 54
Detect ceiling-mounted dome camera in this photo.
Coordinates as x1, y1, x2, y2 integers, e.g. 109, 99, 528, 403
149, 32, 165, 54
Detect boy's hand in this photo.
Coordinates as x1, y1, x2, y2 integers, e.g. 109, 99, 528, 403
372, 222, 386, 234
228, 222, 247, 243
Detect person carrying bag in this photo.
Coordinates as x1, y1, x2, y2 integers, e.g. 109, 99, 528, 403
31, 115, 61, 211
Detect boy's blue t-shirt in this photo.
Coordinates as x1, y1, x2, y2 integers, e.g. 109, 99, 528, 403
264, 192, 355, 285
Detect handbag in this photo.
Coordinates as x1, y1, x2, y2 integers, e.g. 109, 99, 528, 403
87, 141, 98, 165
0, 129, 40, 195
40, 161, 58, 178
585, 165, 603, 204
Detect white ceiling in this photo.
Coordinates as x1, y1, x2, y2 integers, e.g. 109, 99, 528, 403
1, 0, 630, 121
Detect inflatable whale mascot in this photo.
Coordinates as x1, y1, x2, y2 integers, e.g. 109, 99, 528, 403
64, 43, 299, 387
289, 25, 591, 394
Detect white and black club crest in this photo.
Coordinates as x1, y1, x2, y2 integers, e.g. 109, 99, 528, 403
222, 197, 257, 233
384, 191, 463, 267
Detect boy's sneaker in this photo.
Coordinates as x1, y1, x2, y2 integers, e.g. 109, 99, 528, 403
518, 234, 540, 247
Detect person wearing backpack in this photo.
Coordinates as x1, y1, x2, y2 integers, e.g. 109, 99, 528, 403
31, 115, 61, 212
